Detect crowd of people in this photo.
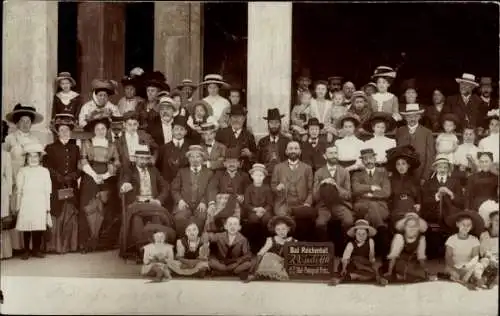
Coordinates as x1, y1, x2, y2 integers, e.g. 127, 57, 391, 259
1, 65, 498, 289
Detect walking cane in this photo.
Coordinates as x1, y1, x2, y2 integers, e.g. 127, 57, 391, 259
120, 193, 127, 261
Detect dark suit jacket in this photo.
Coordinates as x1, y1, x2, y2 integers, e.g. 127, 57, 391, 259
171, 167, 213, 207
147, 116, 171, 146
156, 139, 192, 183
421, 175, 464, 223
119, 165, 169, 206
423, 105, 445, 132
202, 141, 226, 171
257, 134, 290, 174
215, 127, 257, 171
443, 94, 488, 131
208, 170, 251, 204
313, 165, 352, 208
271, 161, 314, 205
301, 139, 329, 172
209, 232, 252, 264
395, 125, 435, 181
115, 130, 158, 167
351, 168, 391, 201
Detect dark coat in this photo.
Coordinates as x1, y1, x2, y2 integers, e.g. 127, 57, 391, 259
119, 164, 170, 206
207, 170, 251, 204
421, 175, 464, 226
465, 171, 499, 211
313, 165, 352, 209
301, 139, 329, 172
209, 232, 252, 264
443, 94, 488, 131
243, 184, 274, 216
257, 134, 290, 175
215, 127, 257, 172
51, 94, 82, 119
43, 139, 81, 217
171, 167, 213, 208
395, 125, 435, 182
156, 139, 192, 183
115, 130, 158, 168
390, 173, 421, 215
147, 116, 171, 146
423, 105, 445, 132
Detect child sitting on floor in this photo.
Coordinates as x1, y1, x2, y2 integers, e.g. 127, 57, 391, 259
246, 215, 297, 282
477, 200, 499, 289
207, 216, 254, 279
444, 210, 485, 290
384, 212, 437, 283
329, 219, 386, 286
141, 228, 174, 282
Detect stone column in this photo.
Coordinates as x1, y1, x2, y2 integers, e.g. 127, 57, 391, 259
154, 2, 203, 98
247, 2, 292, 139
77, 3, 125, 104
2, 1, 58, 145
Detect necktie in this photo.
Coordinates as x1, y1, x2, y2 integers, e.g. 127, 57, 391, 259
234, 130, 239, 138
193, 168, 200, 175
369, 171, 373, 178
440, 177, 445, 185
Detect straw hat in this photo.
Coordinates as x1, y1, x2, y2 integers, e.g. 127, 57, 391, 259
185, 145, 207, 159
485, 109, 500, 125
455, 73, 479, 87
51, 113, 76, 132
478, 200, 499, 228
55, 72, 76, 87
199, 122, 218, 134
395, 212, 428, 233
176, 79, 198, 90
134, 144, 153, 159
22, 142, 46, 156
347, 219, 377, 238
6, 104, 44, 125
445, 210, 485, 237
91, 79, 117, 96
371, 66, 397, 80
249, 163, 268, 177
359, 148, 376, 158
267, 215, 296, 233
432, 154, 453, 168
199, 74, 230, 89
84, 110, 112, 132
400, 103, 425, 116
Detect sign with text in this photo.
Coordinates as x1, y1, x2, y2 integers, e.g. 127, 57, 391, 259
284, 242, 335, 280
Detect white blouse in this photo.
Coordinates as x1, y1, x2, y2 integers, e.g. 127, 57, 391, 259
203, 95, 230, 123
310, 98, 333, 124
479, 133, 499, 163
79, 99, 120, 127
364, 136, 397, 163
335, 135, 365, 162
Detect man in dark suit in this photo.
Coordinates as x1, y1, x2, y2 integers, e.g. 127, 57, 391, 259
216, 105, 257, 172
119, 145, 175, 260
396, 103, 435, 184
257, 108, 290, 177
327, 76, 343, 100
156, 115, 192, 183
479, 77, 498, 111
200, 122, 226, 171
171, 145, 213, 236
301, 118, 330, 173
147, 100, 175, 146
116, 111, 157, 168
443, 73, 488, 134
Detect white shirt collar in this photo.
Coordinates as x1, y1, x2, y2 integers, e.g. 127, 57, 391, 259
288, 159, 299, 166
366, 167, 376, 174
327, 164, 336, 171
174, 139, 184, 146
408, 124, 419, 134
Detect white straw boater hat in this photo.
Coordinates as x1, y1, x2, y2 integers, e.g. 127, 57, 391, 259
371, 66, 397, 80
185, 144, 207, 159
432, 153, 453, 167
199, 74, 230, 89
249, 163, 268, 177
479, 200, 499, 228
176, 78, 198, 90
134, 144, 152, 158
455, 73, 479, 87
400, 103, 425, 116
395, 212, 428, 233
55, 72, 76, 87
347, 219, 377, 237
22, 142, 46, 156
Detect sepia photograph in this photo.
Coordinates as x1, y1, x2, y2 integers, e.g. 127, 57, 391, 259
0, 1, 498, 315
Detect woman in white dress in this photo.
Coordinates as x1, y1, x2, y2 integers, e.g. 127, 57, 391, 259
1, 120, 13, 259
4, 104, 45, 253
310, 80, 333, 125
369, 66, 402, 122
199, 74, 231, 128
15, 142, 52, 260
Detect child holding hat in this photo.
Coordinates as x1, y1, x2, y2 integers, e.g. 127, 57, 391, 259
141, 227, 174, 282
329, 219, 386, 286
384, 212, 436, 283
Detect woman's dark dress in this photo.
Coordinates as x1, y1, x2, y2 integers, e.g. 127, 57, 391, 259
466, 171, 499, 211
51, 93, 82, 119
390, 174, 421, 224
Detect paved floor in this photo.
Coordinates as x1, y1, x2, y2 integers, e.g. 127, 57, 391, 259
0, 251, 497, 315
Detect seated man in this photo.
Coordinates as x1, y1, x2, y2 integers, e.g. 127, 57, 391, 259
171, 145, 213, 236
119, 145, 175, 261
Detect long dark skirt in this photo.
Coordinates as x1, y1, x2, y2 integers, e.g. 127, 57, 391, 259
78, 162, 117, 251
46, 201, 79, 254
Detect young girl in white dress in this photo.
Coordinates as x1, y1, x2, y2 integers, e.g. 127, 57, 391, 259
15, 142, 52, 260
141, 228, 174, 282
436, 114, 459, 163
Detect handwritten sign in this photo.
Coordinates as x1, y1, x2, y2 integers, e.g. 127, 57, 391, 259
284, 242, 335, 280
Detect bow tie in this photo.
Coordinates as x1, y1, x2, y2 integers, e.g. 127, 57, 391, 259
205, 143, 213, 148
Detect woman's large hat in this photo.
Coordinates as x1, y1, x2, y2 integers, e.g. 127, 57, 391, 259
143, 71, 170, 92
386, 145, 421, 172
479, 200, 499, 228
22, 142, 46, 156
485, 109, 500, 126
371, 66, 397, 80
187, 100, 214, 117
263, 108, 285, 121
267, 215, 296, 233
395, 212, 428, 233
142, 223, 177, 244
185, 144, 208, 159
445, 210, 485, 237
347, 219, 377, 238
200, 74, 230, 89
455, 73, 479, 87
363, 112, 396, 133
51, 113, 76, 132
400, 103, 425, 116
91, 79, 117, 96
6, 104, 44, 125
55, 72, 76, 87
337, 113, 360, 129
176, 78, 198, 90
84, 109, 112, 132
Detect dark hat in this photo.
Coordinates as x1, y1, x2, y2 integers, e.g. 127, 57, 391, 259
142, 223, 176, 244
84, 110, 112, 132
480, 77, 493, 86
477, 151, 494, 161
225, 147, 241, 160
267, 215, 296, 233
172, 115, 188, 129
445, 210, 485, 237
55, 72, 76, 87
360, 148, 376, 157
6, 104, 44, 125
363, 112, 396, 133
143, 71, 170, 92
122, 111, 139, 122
401, 78, 417, 92
121, 75, 139, 87
314, 80, 329, 88
305, 117, 324, 129
319, 183, 340, 208
263, 108, 285, 121
228, 104, 247, 116
51, 113, 76, 132
386, 145, 421, 173
337, 113, 360, 129
328, 76, 343, 83
296, 75, 312, 85
2, 120, 9, 143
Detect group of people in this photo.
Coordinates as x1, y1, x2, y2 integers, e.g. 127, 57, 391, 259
1, 65, 498, 289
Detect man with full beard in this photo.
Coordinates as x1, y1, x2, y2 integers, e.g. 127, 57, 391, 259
257, 108, 291, 177
313, 145, 353, 242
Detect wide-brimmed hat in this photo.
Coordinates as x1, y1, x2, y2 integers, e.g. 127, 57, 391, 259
84, 110, 112, 132
249, 163, 268, 177
6, 104, 44, 125
122, 111, 140, 123
134, 144, 153, 158
267, 215, 296, 233
347, 219, 377, 238
480, 77, 493, 87
55, 72, 76, 87
158, 96, 176, 110
477, 151, 494, 162
22, 142, 46, 156
446, 210, 485, 237
51, 113, 76, 132
263, 108, 285, 121
200, 74, 230, 89
305, 117, 324, 129
228, 104, 247, 116
172, 115, 188, 129
395, 212, 428, 233
400, 103, 425, 116
143, 71, 170, 92
371, 66, 397, 80
91, 79, 117, 95
121, 75, 139, 88
176, 79, 198, 90
350, 90, 368, 104
225, 147, 241, 161
363, 112, 396, 133
386, 145, 421, 173
337, 113, 360, 129
142, 223, 176, 244
455, 73, 479, 87
432, 154, 453, 168
185, 144, 207, 159
359, 148, 376, 158
188, 100, 214, 117
319, 183, 340, 208
328, 76, 343, 83
479, 200, 499, 228
200, 122, 218, 134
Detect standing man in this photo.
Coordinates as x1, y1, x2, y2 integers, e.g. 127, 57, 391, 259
443, 73, 488, 133
479, 77, 498, 111
327, 76, 343, 100
293, 73, 312, 106
216, 105, 257, 172
147, 100, 175, 147
257, 108, 291, 177
313, 145, 353, 242
342, 81, 356, 109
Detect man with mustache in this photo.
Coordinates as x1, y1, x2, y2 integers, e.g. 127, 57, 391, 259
257, 108, 290, 177
479, 77, 498, 111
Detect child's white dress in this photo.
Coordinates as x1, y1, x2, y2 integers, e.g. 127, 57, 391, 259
15, 165, 51, 232
436, 133, 459, 162
141, 243, 175, 276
